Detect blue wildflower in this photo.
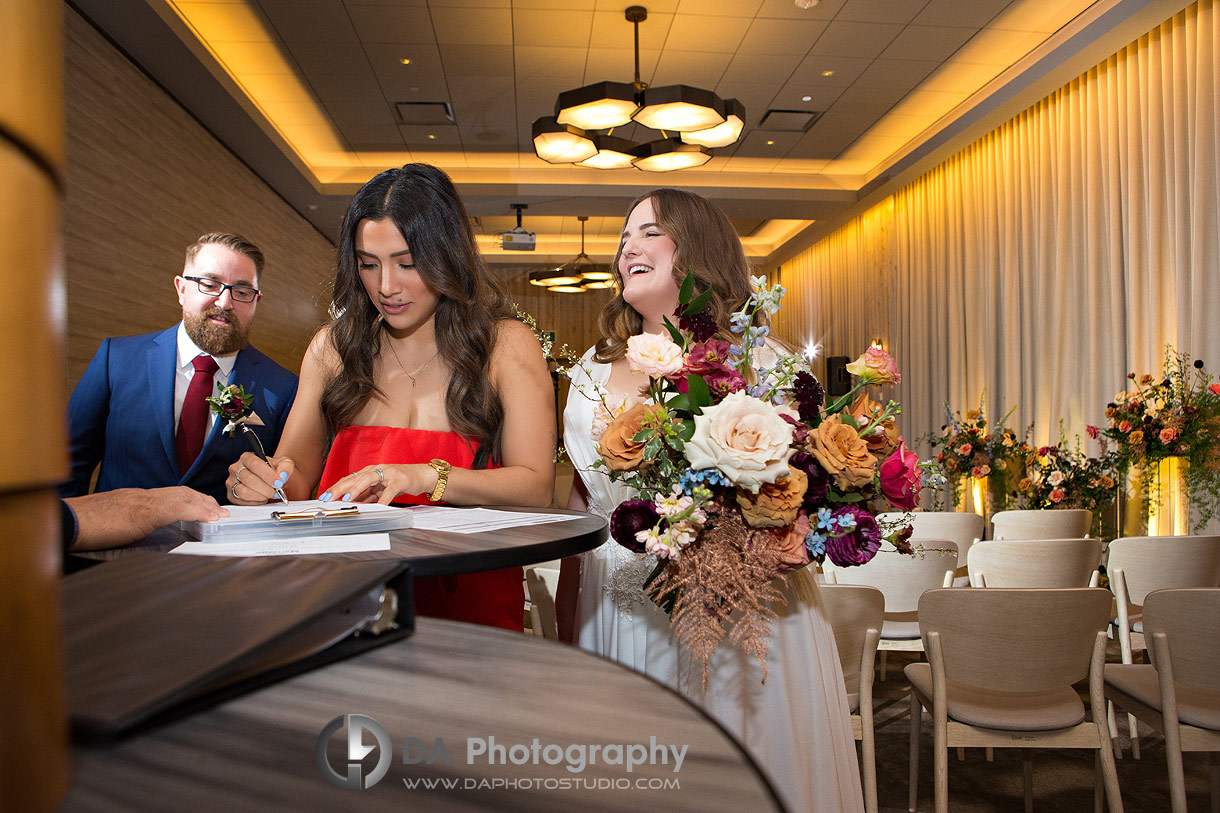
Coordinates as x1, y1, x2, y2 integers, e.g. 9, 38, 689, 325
729, 311, 752, 334
816, 507, 834, 530
805, 531, 827, 560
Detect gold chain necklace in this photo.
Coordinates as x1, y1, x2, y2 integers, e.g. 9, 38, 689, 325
385, 340, 438, 390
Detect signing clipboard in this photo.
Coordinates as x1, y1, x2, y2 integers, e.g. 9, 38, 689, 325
179, 499, 414, 543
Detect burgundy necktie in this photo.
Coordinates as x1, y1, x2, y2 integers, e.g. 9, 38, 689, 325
176, 354, 220, 476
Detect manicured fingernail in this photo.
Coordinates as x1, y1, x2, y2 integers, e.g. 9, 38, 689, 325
319, 492, 331, 502
341, 493, 352, 502
278, 471, 290, 482
273, 478, 284, 489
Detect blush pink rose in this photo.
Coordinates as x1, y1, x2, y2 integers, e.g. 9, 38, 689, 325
957, 443, 972, 455
1210, 382, 1220, 395
685, 391, 794, 492
1159, 427, 1178, 444
625, 333, 684, 377
1049, 488, 1066, 503
879, 441, 921, 510
845, 347, 901, 385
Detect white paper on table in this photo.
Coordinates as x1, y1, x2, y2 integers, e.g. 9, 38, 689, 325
410, 507, 580, 534
169, 533, 391, 557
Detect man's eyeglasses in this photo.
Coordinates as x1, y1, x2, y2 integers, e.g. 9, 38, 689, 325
182, 275, 260, 303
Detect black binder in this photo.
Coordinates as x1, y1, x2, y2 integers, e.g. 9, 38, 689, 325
63, 552, 413, 741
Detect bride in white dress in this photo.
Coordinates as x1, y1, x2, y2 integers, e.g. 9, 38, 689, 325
559, 189, 864, 813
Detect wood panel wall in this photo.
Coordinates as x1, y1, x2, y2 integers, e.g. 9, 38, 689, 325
1, 3, 69, 809
61, 8, 335, 391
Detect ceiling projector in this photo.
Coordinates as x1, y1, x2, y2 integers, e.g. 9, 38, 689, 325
501, 228, 536, 251
501, 203, 536, 251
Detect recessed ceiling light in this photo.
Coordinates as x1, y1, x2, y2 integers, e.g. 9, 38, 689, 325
427, 134, 436, 139
822, 70, 835, 77
766, 140, 775, 145
801, 95, 812, 102
400, 58, 411, 65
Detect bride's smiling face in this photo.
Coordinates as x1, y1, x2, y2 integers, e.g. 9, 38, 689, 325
618, 197, 681, 319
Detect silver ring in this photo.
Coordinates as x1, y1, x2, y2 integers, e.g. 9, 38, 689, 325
231, 481, 240, 500
234, 465, 246, 486
374, 467, 384, 485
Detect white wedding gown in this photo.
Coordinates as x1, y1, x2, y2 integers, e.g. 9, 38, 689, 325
564, 348, 865, 813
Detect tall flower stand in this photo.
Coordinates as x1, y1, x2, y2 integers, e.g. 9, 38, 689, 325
1118, 457, 1189, 536
957, 474, 990, 529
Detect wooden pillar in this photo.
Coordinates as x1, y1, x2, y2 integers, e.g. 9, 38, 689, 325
0, 2, 69, 810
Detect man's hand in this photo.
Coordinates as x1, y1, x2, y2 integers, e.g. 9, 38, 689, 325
66, 487, 228, 551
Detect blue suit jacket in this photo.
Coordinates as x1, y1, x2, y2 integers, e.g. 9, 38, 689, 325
62, 325, 299, 504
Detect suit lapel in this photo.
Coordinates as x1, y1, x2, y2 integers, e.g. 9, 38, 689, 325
151, 327, 179, 471
185, 347, 259, 480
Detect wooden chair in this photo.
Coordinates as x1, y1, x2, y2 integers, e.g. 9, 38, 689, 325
824, 542, 956, 681
1107, 536, 1220, 759
525, 566, 560, 640
907, 588, 1122, 813
820, 584, 885, 813
967, 538, 1102, 588
991, 508, 1093, 540
1104, 588, 1220, 813
878, 511, 983, 584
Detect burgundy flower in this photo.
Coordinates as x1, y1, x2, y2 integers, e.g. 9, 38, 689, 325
890, 523, 914, 555
675, 306, 718, 343
792, 371, 824, 424
609, 500, 659, 554
780, 413, 810, 445
789, 451, 830, 510
1086, 425, 1099, 439
703, 367, 747, 400
824, 506, 882, 566
685, 339, 734, 375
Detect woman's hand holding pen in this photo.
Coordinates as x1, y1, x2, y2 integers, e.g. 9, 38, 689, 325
226, 452, 295, 505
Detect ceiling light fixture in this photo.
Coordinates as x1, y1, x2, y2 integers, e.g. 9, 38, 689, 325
533, 6, 744, 172
531, 217, 613, 293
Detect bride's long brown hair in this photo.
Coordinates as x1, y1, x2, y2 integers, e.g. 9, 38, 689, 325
320, 164, 512, 469
594, 188, 758, 363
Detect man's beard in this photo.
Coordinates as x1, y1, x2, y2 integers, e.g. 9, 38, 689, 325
183, 306, 250, 355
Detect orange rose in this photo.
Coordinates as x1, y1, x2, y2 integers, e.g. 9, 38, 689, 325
736, 466, 808, 528
760, 511, 811, 573
808, 414, 877, 489
599, 402, 664, 471
845, 392, 899, 457
1129, 429, 1144, 445
1018, 477, 1032, 491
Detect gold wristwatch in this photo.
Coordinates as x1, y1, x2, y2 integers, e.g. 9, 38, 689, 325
428, 458, 451, 502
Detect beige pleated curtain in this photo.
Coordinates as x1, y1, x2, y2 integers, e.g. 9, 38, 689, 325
773, 0, 1219, 466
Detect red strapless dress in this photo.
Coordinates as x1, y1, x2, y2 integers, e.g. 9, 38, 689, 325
319, 425, 524, 632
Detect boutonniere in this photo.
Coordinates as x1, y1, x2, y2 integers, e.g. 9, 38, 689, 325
206, 384, 263, 436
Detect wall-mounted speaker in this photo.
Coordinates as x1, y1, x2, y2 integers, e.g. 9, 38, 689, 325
826, 355, 851, 397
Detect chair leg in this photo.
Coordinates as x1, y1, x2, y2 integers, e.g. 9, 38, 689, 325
1165, 719, 1188, 813
1209, 751, 1219, 813
1094, 751, 1104, 813
1128, 711, 1141, 760
862, 704, 877, 813
934, 718, 948, 813
879, 650, 888, 682
1097, 729, 1124, 813
1023, 752, 1034, 813
956, 747, 965, 761
985, 747, 994, 762
1107, 700, 1123, 760
908, 692, 921, 813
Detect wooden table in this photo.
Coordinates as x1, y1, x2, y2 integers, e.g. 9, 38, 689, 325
63, 618, 785, 812
79, 505, 607, 576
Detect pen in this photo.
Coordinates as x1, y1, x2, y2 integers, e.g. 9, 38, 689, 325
239, 424, 290, 506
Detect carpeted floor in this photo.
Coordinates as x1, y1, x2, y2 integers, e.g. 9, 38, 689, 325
871, 647, 1214, 812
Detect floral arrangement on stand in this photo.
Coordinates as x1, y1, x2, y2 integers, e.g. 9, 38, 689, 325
1091, 347, 1220, 532
924, 400, 1029, 512
571, 273, 928, 684
1017, 432, 1117, 515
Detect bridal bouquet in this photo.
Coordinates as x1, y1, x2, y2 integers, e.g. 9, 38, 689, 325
582, 274, 924, 682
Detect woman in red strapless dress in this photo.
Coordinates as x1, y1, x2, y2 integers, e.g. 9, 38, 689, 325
225, 165, 555, 632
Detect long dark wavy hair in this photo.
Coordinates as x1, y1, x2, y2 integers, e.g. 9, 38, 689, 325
320, 163, 512, 469
594, 188, 759, 363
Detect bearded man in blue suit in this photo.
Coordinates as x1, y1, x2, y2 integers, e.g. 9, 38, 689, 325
62, 233, 299, 504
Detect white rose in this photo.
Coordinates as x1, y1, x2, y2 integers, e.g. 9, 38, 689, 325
685, 391, 795, 493
626, 333, 684, 377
